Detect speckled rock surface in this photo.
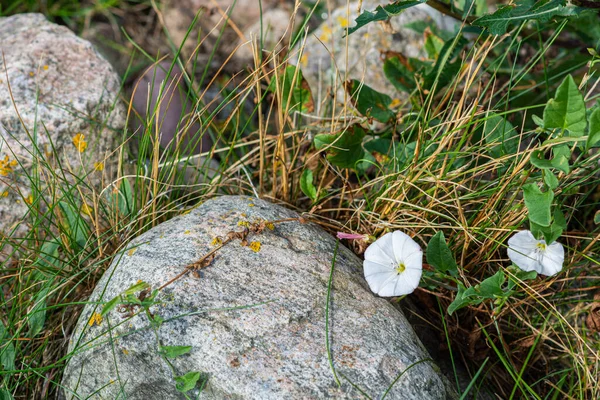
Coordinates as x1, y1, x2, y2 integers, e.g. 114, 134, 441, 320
293, 2, 458, 101
61, 195, 456, 399
0, 13, 125, 250
162, 0, 296, 73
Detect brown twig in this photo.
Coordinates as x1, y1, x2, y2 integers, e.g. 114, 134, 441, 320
157, 237, 233, 291
157, 216, 308, 291
425, 0, 476, 24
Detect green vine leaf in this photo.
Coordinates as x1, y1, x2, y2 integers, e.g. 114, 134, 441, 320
268, 65, 314, 114
523, 183, 554, 228
423, 35, 469, 91
346, 0, 426, 35
300, 169, 318, 202
543, 74, 587, 137
101, 296, 121, 317
530, 145, 571, 174
0, 321, 16, 372
123, 281, 150, 296
314, 125, 374, 172
426, 231, 458, 276
345, 80, 395, 123
543, 170, 559, 190
0, 389, 14, 400
58, 201, 89, 250
175, 371, 201, 393
473, 0, 582, 35
538, 208, 567, 244
28, 288, 48, 338
587, 107, 600, 149
482, 113, 519, 156
383, 52, 417, 93
160, 345, 192, 359
447, 271, 508, 315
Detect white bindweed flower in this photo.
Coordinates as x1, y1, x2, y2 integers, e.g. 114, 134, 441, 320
507, 230, 564, 276
363, 231, 423, 297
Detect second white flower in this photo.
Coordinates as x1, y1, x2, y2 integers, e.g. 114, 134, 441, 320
507, 230, 564, 276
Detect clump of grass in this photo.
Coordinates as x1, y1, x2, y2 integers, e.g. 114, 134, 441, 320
1, 2, 600, 399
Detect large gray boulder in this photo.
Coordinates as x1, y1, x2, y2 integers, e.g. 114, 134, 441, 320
61, 195, 455, 399
0, 14, 125, 250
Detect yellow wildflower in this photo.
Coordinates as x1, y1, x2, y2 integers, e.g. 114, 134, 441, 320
25, 194, 33, 205
237, 221, 249, 227
211, 237, 223, 246
0, 155, 16, 176
266, 222, 275, 230
88, 312, 103, 327
390, 98, 402, 108
72, 133, 87, 153
82, 203, 93, 217
319, 25, 333, 42
94, 161, 104, 171
127, 248, 137, 256
300, 54, 309, 67
122, 348, 129, 355
249, 241, 261, 253
184, 230, 191, 235
29, 71, 34, 77
43, 65, 49, 71
248, 203, 255, 207
336, 16, 349, 28
1, 190, 8, 198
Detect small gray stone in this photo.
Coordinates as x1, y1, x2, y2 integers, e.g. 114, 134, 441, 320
293, 2, 458, 102
61, 195, 455, 399
0, 13, 125, 250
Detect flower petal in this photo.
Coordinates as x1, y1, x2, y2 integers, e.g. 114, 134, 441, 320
540, 241, 564, 276
377, 269, 420, 297
508, 230, 539, 252
391, 231, 409, 263
366, 270, 397, 296
392, 230, 421, 263
507, 230, 540, 272
507, 246, 538, 272
365, 232, 395, 265
377, 275, 401, 297
337, 232, 365, 240
404, 248, 423, 271
401, 266, 422, 290
363, 260, 393, 278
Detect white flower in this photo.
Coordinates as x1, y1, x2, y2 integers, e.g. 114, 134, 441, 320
507, 230, 564, 276
363, 231, 423, 297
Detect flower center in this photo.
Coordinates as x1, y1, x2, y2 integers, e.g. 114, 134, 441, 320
395, 263, 406, 275
536, 242, 547, 251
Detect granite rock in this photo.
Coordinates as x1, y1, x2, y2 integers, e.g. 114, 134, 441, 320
61, 195, 456, 399
0, 13, 125, 252
292, 2, 458, 103
162, 0, 296, 73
